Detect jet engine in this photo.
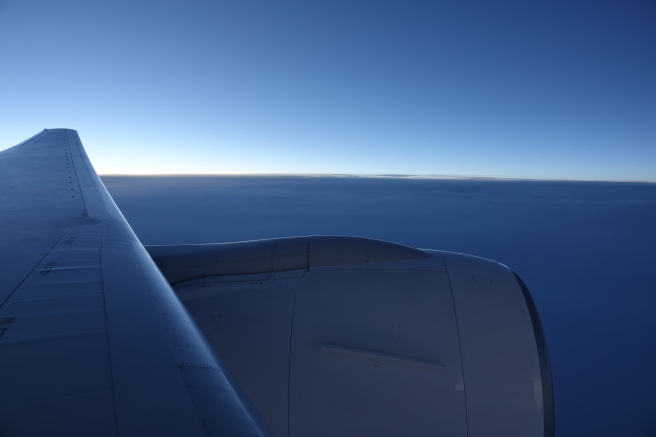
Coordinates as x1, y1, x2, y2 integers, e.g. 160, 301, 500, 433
147, 236, 553, 437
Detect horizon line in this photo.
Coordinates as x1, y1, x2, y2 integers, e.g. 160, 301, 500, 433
97, 172, 656, 184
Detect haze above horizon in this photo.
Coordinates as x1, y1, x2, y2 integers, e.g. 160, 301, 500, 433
1, 1, 654, 181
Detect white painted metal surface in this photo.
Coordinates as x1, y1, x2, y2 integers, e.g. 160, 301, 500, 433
0, 130, 267, 436
0, 129, 552, 436
165, 241, 553, 436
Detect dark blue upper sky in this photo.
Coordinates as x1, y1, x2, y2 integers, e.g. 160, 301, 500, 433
1, 0, 654, 180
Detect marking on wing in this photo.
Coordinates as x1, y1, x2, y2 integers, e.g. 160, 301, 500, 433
0, 316, 16, 340
0, 232, 68, 310
64, 130, 87, 214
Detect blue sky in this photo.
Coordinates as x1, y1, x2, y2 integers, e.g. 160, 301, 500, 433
1, 0, 655, 180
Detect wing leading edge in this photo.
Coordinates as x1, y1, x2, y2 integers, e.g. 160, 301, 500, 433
0, 129, 267, 436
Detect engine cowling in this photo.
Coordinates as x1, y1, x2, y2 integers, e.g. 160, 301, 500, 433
147, 236, 553, 437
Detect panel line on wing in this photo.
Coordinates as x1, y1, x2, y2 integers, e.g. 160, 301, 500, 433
97, 239, 120, 436
320, 343, 446, 370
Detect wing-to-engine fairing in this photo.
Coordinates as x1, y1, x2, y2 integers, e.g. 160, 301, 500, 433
0, 129, 553, 436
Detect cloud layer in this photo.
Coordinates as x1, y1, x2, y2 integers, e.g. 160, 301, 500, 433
104, 175, 656, 436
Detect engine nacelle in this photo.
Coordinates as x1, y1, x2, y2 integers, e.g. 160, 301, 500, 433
147, 236, 553, 437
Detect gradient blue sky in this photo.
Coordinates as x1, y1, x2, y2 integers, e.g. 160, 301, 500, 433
1, 0, 655, 180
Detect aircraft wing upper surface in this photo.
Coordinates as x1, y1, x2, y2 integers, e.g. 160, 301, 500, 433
0, 129, 266, 436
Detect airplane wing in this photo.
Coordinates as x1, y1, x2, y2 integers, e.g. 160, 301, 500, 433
1, 129, 553, 436
0, 129, 268, 436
